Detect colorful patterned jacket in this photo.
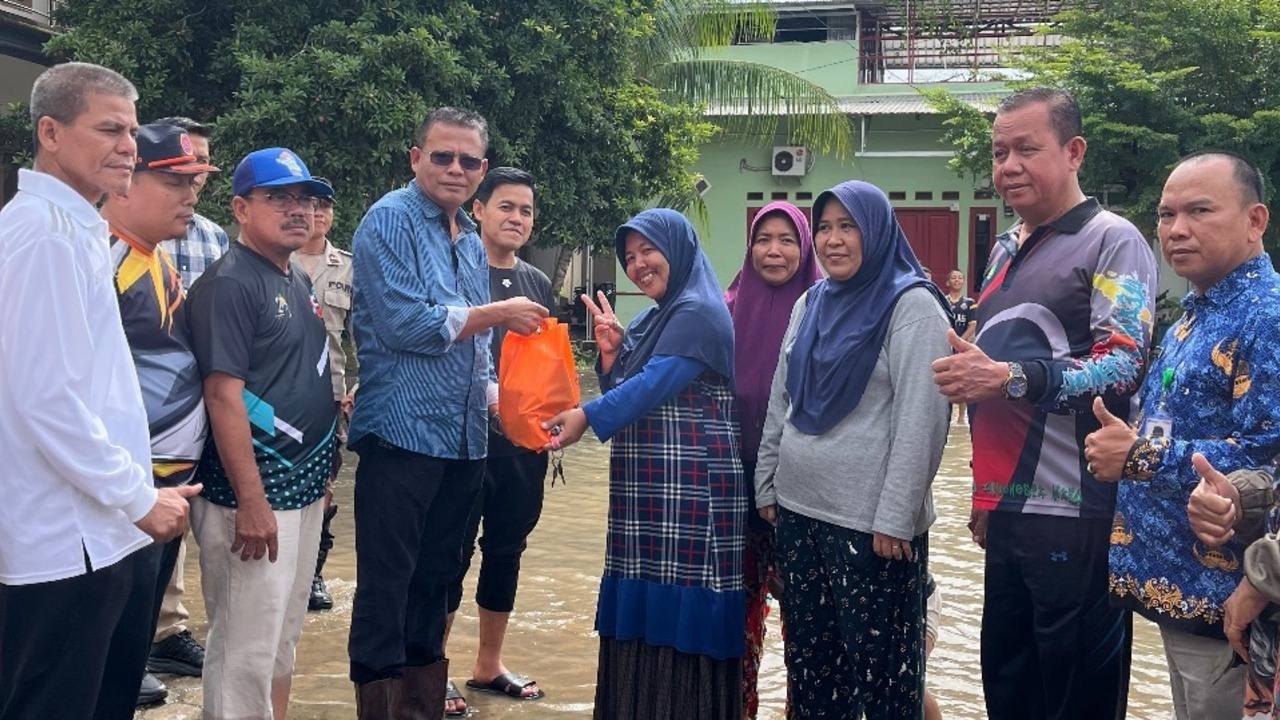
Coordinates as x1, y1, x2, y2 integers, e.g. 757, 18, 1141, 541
971, 198, 1158, 519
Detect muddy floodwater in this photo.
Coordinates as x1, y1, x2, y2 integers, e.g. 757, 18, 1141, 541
140, 404, 1176, 718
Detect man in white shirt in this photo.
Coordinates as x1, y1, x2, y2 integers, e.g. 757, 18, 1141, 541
0, 62, 199, 720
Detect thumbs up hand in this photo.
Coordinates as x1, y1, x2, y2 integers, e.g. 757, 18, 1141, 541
932, 329, 1011, 404
1082, 397, 1138, 482
1188, 453, 1242, 549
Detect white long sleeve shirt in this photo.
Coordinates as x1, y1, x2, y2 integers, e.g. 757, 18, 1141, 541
0, 169, 156, 585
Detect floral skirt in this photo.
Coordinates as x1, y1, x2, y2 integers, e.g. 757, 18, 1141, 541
775, 507, 927, 719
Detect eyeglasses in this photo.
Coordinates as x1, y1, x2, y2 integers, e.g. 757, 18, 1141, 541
254, 190, 319, 212
427, 151, 484, 172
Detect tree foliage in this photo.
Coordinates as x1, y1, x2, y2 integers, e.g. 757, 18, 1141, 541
640, 0, 857, 158
25, 0, 713, 251
923, 0, 1280, 254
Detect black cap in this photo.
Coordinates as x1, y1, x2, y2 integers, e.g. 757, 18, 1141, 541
311, 176, 335, 200
135, 123, 219, 175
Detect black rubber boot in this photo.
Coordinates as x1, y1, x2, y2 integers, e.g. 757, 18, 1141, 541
309, 503, 339, 611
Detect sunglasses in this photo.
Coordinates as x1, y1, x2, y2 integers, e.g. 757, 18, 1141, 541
427, 150, 484, 172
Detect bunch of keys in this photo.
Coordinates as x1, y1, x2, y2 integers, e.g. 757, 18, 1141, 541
549, 425, 567, 486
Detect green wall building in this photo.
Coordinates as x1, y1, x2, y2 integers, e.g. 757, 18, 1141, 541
611, 0, 1113, 320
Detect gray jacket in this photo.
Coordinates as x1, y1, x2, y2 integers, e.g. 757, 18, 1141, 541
1228, 468, 1280, 601
754, 286, 951, 540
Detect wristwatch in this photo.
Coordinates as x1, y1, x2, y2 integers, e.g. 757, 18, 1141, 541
1003, 362, 1028, 400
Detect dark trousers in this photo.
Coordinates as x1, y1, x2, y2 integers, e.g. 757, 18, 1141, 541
348, 436, 485, 684
776, 507, 927, 720
0, 544, 162, 720
447, 451, 547, 614
150, 534, 182, 638
981, 512, 1131, 720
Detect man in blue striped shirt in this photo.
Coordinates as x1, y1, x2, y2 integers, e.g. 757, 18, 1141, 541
346, 107, 548, 717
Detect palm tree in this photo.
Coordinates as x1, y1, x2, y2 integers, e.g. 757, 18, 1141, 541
639, 0, 856, 160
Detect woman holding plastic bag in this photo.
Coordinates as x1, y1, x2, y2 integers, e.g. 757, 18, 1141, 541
544, 208, 746, 720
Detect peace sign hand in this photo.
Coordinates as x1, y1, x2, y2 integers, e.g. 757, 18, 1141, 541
582, 291, 624, 358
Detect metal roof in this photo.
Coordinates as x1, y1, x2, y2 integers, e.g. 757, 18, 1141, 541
839, 90, 1003, 114
707, 89, 1005, 116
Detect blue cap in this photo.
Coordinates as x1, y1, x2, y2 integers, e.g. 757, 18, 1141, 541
231, 147, 333, 198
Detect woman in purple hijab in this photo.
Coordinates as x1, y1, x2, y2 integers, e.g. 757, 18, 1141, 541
724, 201, 821, 718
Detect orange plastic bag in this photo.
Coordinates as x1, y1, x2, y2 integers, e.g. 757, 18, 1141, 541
498, 318, 581, 450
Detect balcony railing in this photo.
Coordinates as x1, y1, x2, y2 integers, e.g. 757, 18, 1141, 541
0, 0, 56, 28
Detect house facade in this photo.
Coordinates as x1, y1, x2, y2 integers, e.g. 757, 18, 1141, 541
613, 0, 1189, 320
0, 0, 56, 203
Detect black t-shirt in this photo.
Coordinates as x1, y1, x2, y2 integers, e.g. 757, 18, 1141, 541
949, 295, 977, 336
185, 242, 337, 510
489, 259, 555, 457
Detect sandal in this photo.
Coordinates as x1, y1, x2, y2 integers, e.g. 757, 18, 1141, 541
445, 680, 468, 717
466, 671, 544, 701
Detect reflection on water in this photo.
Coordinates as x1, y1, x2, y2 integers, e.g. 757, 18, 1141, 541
140, 418, 1174, 718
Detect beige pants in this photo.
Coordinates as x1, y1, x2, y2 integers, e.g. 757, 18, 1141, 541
192, 497, 323, 720
155, 534, 189, 642
1160, 623, 1246, 720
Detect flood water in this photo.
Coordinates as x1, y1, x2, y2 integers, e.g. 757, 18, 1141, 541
139, 400, 1176, 718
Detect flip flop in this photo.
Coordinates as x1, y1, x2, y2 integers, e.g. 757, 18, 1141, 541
466, 672, 545, 701
445, 680, 469, 717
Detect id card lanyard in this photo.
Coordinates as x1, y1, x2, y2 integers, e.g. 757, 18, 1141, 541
1141, 368, 1176, 440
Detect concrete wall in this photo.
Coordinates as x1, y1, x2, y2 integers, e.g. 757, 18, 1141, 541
700, 40, 859, 96
0, 54, 45, 106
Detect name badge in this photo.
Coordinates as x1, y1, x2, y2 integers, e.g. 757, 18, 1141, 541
1140, 410, 1172, 440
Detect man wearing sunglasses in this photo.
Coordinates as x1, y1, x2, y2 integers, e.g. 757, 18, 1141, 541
347, 107, 549, 717
184, 147, 338, 720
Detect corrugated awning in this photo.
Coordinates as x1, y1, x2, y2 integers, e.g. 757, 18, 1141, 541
707, 90, 1004, 116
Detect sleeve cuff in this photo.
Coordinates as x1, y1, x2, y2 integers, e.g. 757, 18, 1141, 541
1024, 360, 1053, 405
1123, 437, 1168, 482
754, 465, 777, 508
121, 475, 160, 523
486, 381, 499, 407
444, 306, 468, 343
581, 399, 612, 442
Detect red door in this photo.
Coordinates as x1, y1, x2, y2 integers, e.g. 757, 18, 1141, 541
894, 208, 958, 285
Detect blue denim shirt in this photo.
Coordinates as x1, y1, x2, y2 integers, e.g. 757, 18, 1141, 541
1110, 255, 1280, 636
348, 182, 493, 460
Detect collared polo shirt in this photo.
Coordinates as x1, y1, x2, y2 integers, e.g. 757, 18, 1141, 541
970, 198, 1157, 519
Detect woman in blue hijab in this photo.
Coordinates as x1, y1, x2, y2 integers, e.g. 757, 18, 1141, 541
546, 209, 745, 719
754, 181, 951, 718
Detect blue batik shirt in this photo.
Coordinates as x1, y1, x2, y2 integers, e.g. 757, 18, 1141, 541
347, 182, 494, 460
1110, 255, 1280, 637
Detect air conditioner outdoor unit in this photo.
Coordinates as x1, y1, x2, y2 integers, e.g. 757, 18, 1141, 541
772, 146, 808, 177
